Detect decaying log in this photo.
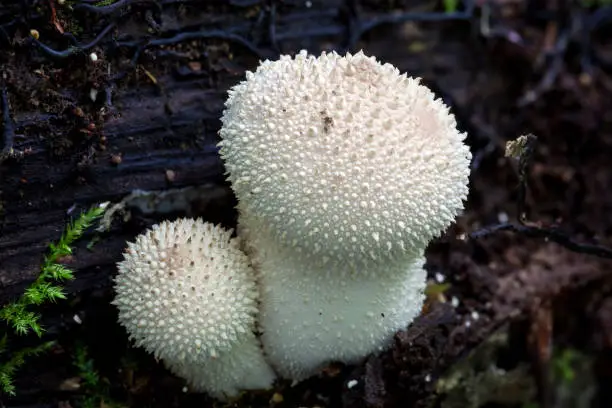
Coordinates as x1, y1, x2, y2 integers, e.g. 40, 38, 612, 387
0, 81, 234, 303
0, 0, 478, 304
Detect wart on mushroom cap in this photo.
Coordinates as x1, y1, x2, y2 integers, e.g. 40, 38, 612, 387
113, 218, 275, 399
219, 50, 472, 268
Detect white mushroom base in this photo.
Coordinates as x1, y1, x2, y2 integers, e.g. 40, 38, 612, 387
255, 244, 427, 381
165, 333, 276, 400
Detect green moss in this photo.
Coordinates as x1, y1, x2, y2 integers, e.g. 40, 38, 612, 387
0, 204, 106, 395
73, 343, 125, 408
0, 336, 55, 395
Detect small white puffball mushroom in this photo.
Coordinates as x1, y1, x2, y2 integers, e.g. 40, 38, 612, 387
220, 50, 471, 267
113, 218, 275, 399
239, 214, 426, 380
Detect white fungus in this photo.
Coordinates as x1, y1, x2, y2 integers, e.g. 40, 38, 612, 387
242, 213, 426, 380
113, 218, 275, 399
219, 50, 471, 381
220, 50, 471, 268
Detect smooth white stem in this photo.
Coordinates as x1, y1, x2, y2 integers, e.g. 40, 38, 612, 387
251, 231, 427, 380
165, 332, 276, 400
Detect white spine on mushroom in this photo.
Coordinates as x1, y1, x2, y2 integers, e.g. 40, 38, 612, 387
113, 218, 275, 399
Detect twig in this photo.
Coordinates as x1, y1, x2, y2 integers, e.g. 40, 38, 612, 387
31, 23, 116, 59
468, 222, 612, 259
505, 133, 537, 223
116, 29, 267, 59
469, 134, 612, 260
49, 0, 65, 33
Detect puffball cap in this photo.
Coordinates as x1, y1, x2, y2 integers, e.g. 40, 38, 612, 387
113, 218, 259, 363
220, 50, 471, 266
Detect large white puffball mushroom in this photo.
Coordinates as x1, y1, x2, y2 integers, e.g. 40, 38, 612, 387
113, 218, 275, 399
240, 215, 426, 380
220, 50, 471, 267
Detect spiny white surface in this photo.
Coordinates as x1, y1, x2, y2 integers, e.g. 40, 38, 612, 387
220, 50, 471, 267
114, 219, 259, 362
114, 219, 275, 399
244, 218, 427, 380
165, 335, 276, 400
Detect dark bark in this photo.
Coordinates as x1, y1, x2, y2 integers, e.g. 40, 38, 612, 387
0, 81, 231, 302
0, 0, 477, 303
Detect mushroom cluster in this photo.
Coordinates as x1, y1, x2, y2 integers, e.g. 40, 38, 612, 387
113, 50, 471, 398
